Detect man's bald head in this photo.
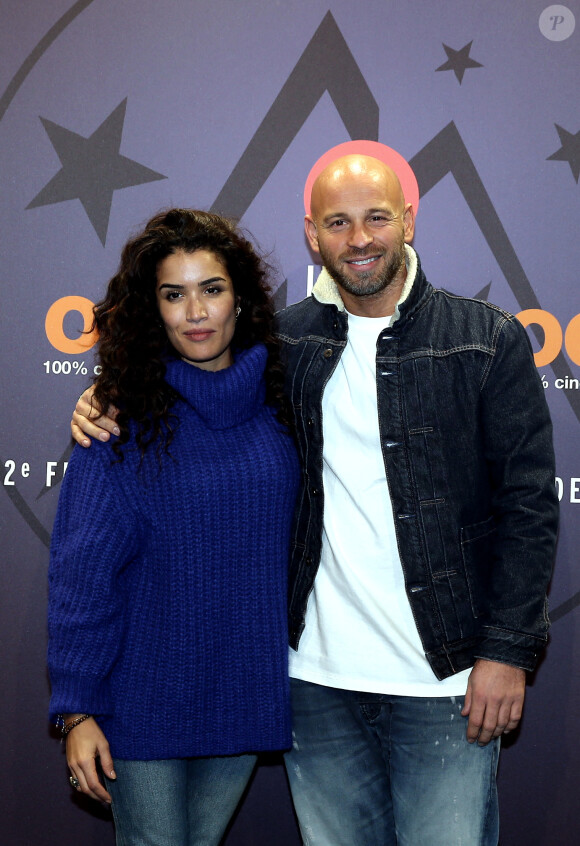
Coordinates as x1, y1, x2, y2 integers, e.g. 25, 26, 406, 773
309, 155, 406, 221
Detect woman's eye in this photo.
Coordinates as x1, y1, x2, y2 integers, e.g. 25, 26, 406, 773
166, 290, 182, 301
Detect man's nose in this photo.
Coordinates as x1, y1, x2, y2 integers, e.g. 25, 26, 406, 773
348, 222, 373, 249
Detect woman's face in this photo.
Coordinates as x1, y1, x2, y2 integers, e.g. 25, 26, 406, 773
156, 249, 238, 371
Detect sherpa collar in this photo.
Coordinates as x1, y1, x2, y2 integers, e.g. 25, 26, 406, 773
312, 244, 418, 325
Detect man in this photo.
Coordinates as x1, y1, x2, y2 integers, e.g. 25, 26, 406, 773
72, 154, 558, 845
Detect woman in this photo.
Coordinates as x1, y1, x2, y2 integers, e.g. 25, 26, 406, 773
48, 209, 300, 845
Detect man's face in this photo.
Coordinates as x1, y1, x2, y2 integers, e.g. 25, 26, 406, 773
305, 162, 414, 302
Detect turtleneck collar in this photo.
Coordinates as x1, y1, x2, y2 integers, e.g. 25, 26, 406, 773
165, 344, 268, 430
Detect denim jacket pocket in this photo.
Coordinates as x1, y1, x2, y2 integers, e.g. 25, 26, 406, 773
461, 516, 497, 619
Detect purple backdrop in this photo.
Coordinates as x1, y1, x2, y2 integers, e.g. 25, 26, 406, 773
1, 2, 579, 843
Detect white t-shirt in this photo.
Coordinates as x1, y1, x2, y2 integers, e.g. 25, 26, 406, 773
288, 310, 470, 696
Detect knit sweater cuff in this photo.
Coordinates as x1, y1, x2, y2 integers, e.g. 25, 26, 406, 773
49, 670, 113, 721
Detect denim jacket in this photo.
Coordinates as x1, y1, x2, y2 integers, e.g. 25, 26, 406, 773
275, 247, 558, 680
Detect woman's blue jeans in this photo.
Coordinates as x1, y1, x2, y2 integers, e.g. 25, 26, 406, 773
105, 754, 257, 846
285, 678, 500, 846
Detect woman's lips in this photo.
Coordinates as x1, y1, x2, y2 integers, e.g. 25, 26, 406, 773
184, 330, 215, 341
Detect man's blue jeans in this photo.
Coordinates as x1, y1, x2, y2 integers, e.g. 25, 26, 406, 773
105, 754, 257, 845
285, 679, 500, 846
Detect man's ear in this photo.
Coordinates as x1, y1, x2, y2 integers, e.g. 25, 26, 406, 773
403, 203, 415, 243
305, 215, 320, 253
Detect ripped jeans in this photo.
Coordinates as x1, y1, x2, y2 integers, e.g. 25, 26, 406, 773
285, 679, 499, 846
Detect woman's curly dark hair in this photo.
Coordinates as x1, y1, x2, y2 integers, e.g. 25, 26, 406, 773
92, 208, 292, 458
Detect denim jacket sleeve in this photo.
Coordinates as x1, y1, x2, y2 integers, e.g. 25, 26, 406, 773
474, 314, 558, 670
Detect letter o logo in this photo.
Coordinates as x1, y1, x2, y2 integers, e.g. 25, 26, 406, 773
517, 309, 562, 367
564, 313, 580, 366
518, 309, 580, 367
45, 296, 98, 354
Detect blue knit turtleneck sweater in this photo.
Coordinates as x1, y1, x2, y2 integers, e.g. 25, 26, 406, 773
48, 345, 300, 759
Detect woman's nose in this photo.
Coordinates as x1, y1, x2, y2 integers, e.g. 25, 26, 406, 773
186, 298, 207, 321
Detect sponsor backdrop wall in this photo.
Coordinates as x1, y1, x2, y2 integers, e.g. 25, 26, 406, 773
1, 1, 578, 843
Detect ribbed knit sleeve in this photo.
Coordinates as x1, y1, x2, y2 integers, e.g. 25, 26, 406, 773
48, 441, 146, 719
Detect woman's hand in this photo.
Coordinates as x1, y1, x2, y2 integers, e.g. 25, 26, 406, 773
71, 386, 119, 447
66, 716, 116, 803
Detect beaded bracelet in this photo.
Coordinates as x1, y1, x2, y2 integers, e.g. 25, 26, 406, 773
58, 713, 92, 738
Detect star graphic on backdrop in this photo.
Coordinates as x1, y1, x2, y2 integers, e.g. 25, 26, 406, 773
475, 281, 492, 301
27, 99, 167, 244
547, 124, 580, 183
435, 41, 483, 84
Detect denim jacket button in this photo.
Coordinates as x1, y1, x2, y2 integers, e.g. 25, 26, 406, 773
323, 348, 333, 358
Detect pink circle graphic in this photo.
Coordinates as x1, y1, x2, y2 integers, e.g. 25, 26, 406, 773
304, 140, 419, 218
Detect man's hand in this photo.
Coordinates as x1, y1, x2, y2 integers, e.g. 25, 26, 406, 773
66, 716, 116, 803
71, 386, 119, 447
462, 658, 526, 745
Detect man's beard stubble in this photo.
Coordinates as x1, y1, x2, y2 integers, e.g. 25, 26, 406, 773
320, 238, 406, 300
